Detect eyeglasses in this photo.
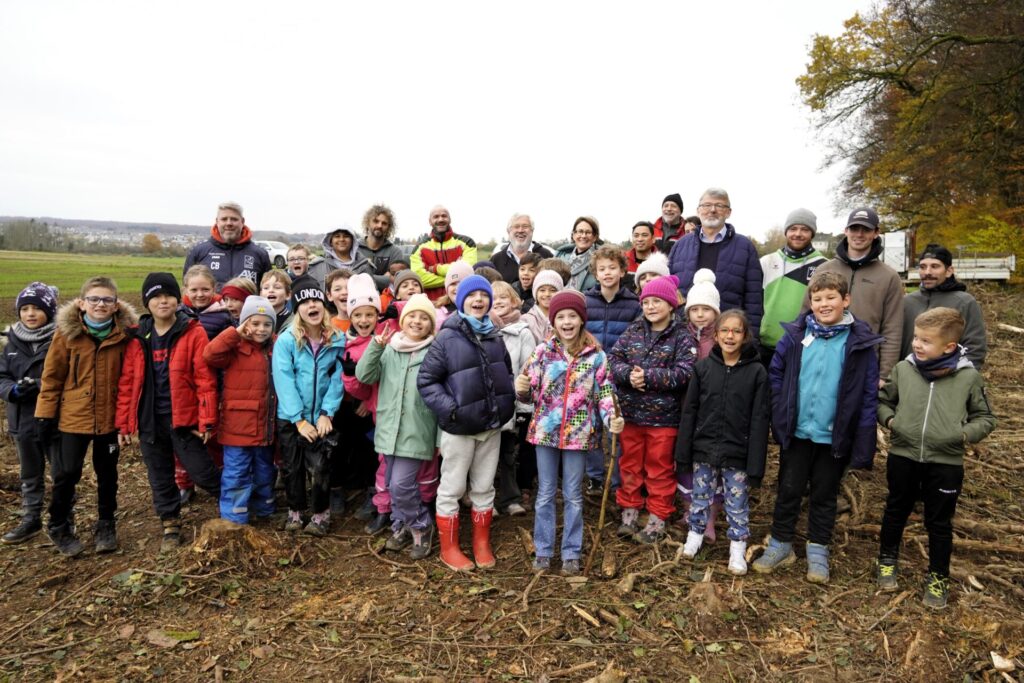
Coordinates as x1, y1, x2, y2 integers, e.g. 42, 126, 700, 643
698, 202, 731, 211
573, 230, 595, 236
84, 296, 117, 305
287, 257, 308, 263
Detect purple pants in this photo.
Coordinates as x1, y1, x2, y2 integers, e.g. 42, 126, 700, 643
384, 455, 433, 531
373, 452, 439, 513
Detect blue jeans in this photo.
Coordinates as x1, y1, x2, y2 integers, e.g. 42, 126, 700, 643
534, 446, 586, 561
220, 445, 275, 524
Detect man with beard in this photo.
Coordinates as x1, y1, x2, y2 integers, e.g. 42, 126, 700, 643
758, 208, 828, 365
183, 202, 271, 288
900, 243, 987, 369
410, 205, 478, 300
491, 213, 553, 286
358, 204, 408, 291
668, 188, 764, 335
812, 207, 904, 383
653, 193, 686, 254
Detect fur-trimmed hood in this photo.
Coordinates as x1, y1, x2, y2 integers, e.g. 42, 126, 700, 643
56, 299, 139, 340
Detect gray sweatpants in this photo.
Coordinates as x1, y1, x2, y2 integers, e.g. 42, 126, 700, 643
436, 430, 500, 517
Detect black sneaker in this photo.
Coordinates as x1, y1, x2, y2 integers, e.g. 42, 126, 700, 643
409, 526, 434, 560
2, 517, 42, 545
876, 558, 898, 592
353, 490, 377, 522
364, 512, 391, 536
94, 520, 117, 554
922, 572, 949, 609
584, 479, 603, 498
47, 524, 85, 557
160, 520, 182, 555
179, 488, 195, 507
329, 488, 346, 515
385, 526, 412, 551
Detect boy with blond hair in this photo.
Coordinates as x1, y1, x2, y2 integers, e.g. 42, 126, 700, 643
876, 307, 995, 608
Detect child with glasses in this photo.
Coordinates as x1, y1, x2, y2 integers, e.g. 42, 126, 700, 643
36, 277, 139, 556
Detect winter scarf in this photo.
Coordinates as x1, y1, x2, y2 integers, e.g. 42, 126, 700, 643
459, 312, 495, 336
84, 314, 114, 340
489, 307, 522, 329
783, 244, 816, 259
9, 320, 56, 346
390, 332, 434, 353
909, 345, 964, 382
805, 311, 855, 339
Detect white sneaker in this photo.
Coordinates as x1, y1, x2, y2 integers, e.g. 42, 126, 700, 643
682, 530, 704, 559
728, 540, 748, 576
506, 503, 527, 516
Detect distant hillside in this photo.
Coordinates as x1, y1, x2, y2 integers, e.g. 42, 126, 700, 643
0, 216, 319, 243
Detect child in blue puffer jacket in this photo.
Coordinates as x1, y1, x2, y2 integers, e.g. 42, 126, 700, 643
418, 275, 515, 573
272, 284, 345, 538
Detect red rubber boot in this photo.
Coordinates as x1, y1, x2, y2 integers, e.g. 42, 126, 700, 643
471, 508, 496, 569
436, 514, 474, 572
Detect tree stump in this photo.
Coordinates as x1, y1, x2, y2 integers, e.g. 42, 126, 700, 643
191, 519, 283, 575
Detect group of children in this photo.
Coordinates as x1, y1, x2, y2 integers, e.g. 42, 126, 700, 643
0, 242, 996, 606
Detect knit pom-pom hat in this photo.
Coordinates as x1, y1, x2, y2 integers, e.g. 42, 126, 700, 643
346, 273, 382, 315
684, 268, 720, 313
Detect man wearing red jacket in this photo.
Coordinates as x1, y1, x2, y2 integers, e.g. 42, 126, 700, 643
410, 205, 478, 300
653, 193, 686, 254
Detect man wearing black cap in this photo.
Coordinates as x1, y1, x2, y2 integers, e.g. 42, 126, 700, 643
900, 244, 987, 369
813, 207, 905, 383
653, 193, 686, 254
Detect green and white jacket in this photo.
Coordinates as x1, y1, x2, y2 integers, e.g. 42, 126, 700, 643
759, 248, 827, 349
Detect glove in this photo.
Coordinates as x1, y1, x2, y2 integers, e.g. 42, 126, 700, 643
609, 416, 625, 434
15, 378, 39, 401
381, 302, 399, 321
341, 353, 358, 377
35, 417, 58, 448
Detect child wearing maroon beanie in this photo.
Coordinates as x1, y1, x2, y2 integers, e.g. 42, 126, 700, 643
608, 275, 696, 544
515, 290, 623, 576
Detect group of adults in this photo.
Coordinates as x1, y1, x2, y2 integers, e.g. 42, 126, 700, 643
183, 190, 989, 374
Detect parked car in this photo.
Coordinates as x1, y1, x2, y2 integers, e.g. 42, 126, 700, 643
257, 240, 289, 269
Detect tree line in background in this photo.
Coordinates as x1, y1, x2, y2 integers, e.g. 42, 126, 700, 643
800, 0, 1023, 253
0, 219, 188, 256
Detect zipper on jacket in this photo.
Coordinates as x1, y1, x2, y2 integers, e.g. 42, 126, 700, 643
309, 343, 320, 425
920, 381, 935, 462
558, 354, 576, 450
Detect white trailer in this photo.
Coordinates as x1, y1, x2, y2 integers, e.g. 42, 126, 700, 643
881, 230, 1016, 282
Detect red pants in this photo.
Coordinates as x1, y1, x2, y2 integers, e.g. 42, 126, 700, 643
615, 423, 678, 519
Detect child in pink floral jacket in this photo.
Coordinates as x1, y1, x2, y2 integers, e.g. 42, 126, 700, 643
515, 290, 623, 576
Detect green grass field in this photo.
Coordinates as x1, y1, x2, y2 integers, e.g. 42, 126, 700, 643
0, 250, 185, 325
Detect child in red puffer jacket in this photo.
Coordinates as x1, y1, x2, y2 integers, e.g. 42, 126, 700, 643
203, 296, 277, 525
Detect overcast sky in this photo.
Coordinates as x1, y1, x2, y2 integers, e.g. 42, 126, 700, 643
0, 1, 870, 245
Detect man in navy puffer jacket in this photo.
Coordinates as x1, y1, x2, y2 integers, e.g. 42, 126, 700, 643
668, 188, 764, 336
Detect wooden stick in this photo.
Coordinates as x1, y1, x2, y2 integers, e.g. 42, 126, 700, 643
547, 661, 598, 678
585, 397, 620, 576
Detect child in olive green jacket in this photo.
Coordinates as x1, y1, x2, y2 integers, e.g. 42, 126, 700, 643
876, 307, 995, 609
